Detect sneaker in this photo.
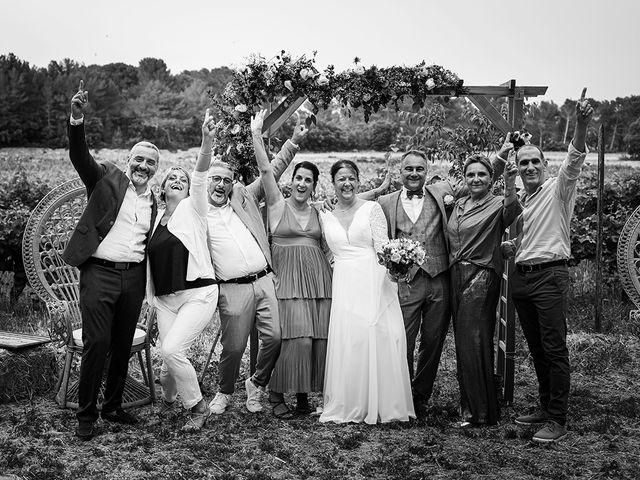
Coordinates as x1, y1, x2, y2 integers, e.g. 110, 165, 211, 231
182, 403, 211, 432
245, 377, 265, 413
532, 421, 568, 443
515, 409, 549, 425
158, 398, 176, 417
209, 392, 232, 415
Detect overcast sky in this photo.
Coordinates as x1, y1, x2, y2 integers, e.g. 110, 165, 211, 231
2, 0, 637, 105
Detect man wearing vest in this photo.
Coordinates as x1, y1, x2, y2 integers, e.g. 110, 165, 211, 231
503, 94, 594, 443
65, 81, 159, 440
378, 150, 464, 412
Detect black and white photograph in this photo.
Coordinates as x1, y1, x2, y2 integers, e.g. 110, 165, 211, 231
0, 0, 638, 478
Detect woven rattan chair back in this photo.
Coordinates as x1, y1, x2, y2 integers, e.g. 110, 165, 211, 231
22, 177, 155, 409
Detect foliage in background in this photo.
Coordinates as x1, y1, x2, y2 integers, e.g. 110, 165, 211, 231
209, 51, 461, 179
0, 170, 51, 299
2, 52, 640, 157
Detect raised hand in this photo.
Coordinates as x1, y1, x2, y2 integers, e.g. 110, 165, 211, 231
576, 87, 594, 127
251, 109, 268, 136
503, 161, 518, 189
201, 108, 216, 142
497, 132, 515, 161
70, 80, 89, 119
291, 113, 309, 145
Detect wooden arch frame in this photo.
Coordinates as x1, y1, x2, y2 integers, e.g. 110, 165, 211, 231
253, 79, 548, 404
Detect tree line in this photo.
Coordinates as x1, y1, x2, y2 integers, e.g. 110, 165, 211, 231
1, 53, 639, 155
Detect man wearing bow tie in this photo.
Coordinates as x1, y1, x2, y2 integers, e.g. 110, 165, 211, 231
379, 150, 463, 413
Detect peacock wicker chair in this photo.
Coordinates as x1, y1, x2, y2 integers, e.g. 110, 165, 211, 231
22, 177, 156, 409
617, 204, 640, 311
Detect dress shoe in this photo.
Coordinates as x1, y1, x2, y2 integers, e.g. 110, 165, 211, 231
515, 409, 549, 425
532, 421, 567, 443
102, 408, 138, 425
75, 421, 95, 440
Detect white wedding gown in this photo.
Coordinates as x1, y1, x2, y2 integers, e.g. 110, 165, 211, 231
319, 201, 415, 424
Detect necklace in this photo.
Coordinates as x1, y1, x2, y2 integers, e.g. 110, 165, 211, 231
334, 202, 357, 213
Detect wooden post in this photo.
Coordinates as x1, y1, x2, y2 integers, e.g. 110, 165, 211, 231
595, 124, 606, 332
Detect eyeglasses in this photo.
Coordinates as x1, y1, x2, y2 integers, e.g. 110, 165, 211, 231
209, 175, 233, 186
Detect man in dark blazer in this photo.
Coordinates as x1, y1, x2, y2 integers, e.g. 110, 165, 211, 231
65, 81, 159, 440
378, 150, 462, 413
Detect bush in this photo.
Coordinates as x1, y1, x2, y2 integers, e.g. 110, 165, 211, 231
0, 170, 51, 299
571, 167, 640, 282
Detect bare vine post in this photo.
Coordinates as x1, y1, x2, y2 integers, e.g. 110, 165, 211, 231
595, 123, 605, 332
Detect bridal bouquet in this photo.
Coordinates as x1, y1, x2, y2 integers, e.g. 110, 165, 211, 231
377, 238, 426, 282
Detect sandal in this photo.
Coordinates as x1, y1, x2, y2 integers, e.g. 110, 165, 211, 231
271, 401, 295, 420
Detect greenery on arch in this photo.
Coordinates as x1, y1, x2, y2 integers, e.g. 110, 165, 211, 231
208, 51, 463, 178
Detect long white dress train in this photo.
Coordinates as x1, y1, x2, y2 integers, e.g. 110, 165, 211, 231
319, 201, 415, 424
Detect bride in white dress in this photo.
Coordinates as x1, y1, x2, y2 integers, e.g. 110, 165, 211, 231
319, 160, 415, 424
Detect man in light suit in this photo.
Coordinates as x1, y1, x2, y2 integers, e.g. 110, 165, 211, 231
206, 124, 307, 415
65, 81, 159, 439
378, 151, 462, 412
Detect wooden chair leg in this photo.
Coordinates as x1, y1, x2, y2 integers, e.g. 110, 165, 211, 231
56, 348, 74, 408
145, 344, 156, 402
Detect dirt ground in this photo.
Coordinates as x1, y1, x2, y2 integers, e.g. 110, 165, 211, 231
1, 329, 639, 480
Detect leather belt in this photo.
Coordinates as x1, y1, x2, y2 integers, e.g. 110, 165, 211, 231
86, 257, 145, 270
218, 266, 272, 284
516, 260, 567, 273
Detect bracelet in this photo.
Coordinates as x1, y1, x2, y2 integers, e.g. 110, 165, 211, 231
199, 151, 212, 156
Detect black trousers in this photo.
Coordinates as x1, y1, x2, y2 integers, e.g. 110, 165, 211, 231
510, 265, 570, 425
76, 261, 146, 423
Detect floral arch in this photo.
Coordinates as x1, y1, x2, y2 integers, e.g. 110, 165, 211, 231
209, 51, 548, 405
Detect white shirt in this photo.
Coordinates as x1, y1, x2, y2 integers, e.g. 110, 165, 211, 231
70, 113, 153, 263
515, 142, 587, 264
206, 202, 267, 280
401, 187, 425, 223
92, 179, 153, 263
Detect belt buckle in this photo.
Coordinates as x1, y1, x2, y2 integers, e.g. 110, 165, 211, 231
114, 262, 129, 270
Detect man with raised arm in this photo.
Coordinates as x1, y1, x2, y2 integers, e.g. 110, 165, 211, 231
206, 117, 307, 416
502, 92, 594, 443
64, 81, 159, 440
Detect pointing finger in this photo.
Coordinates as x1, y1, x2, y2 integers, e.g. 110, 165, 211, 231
580, 87, 587, 101
79, 80, 84, 93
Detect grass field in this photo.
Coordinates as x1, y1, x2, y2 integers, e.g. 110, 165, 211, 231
1, 148, 639, 479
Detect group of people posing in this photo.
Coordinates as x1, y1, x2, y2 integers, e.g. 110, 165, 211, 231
65, 81, 594, 445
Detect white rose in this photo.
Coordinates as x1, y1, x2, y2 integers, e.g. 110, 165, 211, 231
316, 75, 329, 86
284, 80, 294, 92
299, 68, 313, 81
231, 124, 241, 135
362, 93, 372, 102
443, 194, 454, 206
425, 78, 436, 91
391, 253, 401, 263
354, 66, 365, 75
235, 104, 248, 113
